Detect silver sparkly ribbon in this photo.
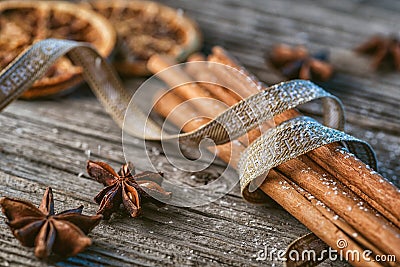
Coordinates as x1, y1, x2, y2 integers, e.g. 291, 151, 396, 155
0, 40, 344, 145
239, 116, 377, 200
0, 39, 377, 202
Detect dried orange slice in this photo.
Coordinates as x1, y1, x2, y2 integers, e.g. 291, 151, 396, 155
86, 0, 202, 76
0, 1, 116, 99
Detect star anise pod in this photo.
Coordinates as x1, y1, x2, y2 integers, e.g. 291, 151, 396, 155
355, 35, 400, 71
0, 187, 102, 259
268, 44, 334, 81
87, 161, 172, 219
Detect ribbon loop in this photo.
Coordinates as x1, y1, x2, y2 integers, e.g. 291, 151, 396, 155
0, 39, 377, 204
0, 39, 345, 146
239, 116, 377, 201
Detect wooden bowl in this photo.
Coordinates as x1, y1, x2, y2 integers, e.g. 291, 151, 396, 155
0, 1, 116, 99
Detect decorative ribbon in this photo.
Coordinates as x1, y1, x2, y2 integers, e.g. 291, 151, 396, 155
0, 38, 379, 267
0, 40, 341, 144
239, 116, 377, 201
0, 39, 377, 201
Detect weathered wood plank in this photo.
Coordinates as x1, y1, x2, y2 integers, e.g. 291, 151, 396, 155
1, 0, 399, 266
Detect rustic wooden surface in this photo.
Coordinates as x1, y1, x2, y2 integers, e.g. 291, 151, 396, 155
1, 0, 399, 266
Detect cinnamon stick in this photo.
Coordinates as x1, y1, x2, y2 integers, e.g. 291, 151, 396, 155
148, 54, 259, 147
153, 89, 210, 132
208, 46, 400, 227
307, 145, 400, 224
151, 87, 383, 267
148, 51, 400, 266
185, 54, 272, 144
147, 55, 227, 119
283, 174, 386, 259
149, 52, 400, 227
276, 156, 400, 258
152, 89, 242, 166
263, 171, 384, 267
186, 53, 243, 106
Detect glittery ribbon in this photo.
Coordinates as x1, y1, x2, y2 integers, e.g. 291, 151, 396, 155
0, 40, 343, 142
239, 116, 377, 201
0, 39, 379, 266
0, 39, 377, 200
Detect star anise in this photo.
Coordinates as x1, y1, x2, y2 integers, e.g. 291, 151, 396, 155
0, 187, 102, 259
268, 44, 334, 81
355, 35, 400, 71
87, 161, 172, 219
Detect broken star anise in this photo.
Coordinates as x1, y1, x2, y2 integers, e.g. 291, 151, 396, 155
87, 161, 172, 219
268, 44, 334, 81
0, 187, 102, 259
354, 35, 400, 71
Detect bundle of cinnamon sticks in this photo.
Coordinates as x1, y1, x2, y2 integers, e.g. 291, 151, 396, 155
146, 47, 400, 267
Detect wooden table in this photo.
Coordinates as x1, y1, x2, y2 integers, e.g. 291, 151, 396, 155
0, 0, 399, 266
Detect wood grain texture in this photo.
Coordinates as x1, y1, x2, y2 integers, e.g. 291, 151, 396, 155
0, 0, 399, 266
